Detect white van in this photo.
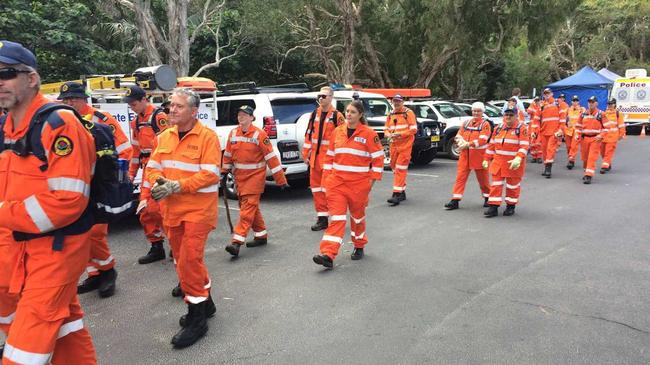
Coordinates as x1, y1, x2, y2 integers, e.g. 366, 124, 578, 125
610, 75, 650, 134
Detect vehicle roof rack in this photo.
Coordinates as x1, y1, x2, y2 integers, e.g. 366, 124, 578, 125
217, 82, 311, 96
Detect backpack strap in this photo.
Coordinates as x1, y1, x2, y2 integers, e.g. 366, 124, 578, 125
306, 109, 317, 139
149, 107, 164, 134
0, 114, 7, 153
27, 103, 74, 171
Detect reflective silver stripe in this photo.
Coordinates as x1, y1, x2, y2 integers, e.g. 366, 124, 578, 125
2, 343, 52, 365
91, 255, 114, 266
323, 164, 333, 170
303, 143, 312, 149
506, 183, 520, 189
116, 142, 131, 154
333, 163, 369, 172
495, 150, 517, 156
326, 150, 335, 156
253, 131, 260, 140
370, 151, 384, 158
582, 129, 601, 134
200, 164, 219, 174
231, 136, 258, 144
372, 167, 383, 173
488, 197, 502, 202
140, 148, 152, 153
505, 197, 518, 203
542, 117, 559, 122
395, 164, 408, 170
222, 163, 232, 169
197, 184, 220, 193
264, 152, 276, 161
0, 312, 15, 324
393, 186, 405, 191
409, 125, 417, 130
254, 230, 267, 237
130, 158, 140, 164
517, 148, 528, 154
322, 235, 343, 244
143, 181, 151, 188
502, 139, 520, 144
223, 151, 232, 157
86, 266, 99, 274
161, 160, 200, 172
491, 180, 504, 186
147, 160, 162, 170
330, 215, 347, 221
96, 201, 133, 214
185, 295, 208, 304
234, 162, 265, 169
311, 187, 325, 193
204, 279, 212, 289
335, 147, 370, 157
519, 141, 530, 146
485, 150, 495, 155
319, 140, 330, 146
232, 234, 246, 242
317, 211, 329, 217
57, 319, 84, 339
585, 169, 595, 173
24, 196, 54, 233
270, 165, 282, 174
452, 194, 463, 198
131, 139, 140, 146
352, 231, 365, 239
47, 177, 91, 197
351, 216, 365, 224
479, 135, 489, 140
390, 125, 409, 130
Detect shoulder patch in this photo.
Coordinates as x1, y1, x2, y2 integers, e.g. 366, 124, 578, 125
53, 136, 73, 156
109, 124, 116, 134
374, 135, 380, 144
263, 137, 271, 145
158, 118, 168, 128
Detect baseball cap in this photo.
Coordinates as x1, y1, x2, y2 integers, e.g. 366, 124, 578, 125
504, 107, 517, 115
607, 98, 617, 105
0, 40, 37, 70
572, 95, 579, 101
543, 88, 552, 94
393, 94, 404, 101
238, 105, 254, 116
122, 85, 147, 103
57, 82, 87, 100
588, 96, 597, 102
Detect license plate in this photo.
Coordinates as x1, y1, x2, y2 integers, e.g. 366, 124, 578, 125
282, 151, 299, 160
431, 135, 440, 142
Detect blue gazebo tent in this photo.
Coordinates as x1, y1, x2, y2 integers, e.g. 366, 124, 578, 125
546, 66, 614, 108
597, 68, 622, 82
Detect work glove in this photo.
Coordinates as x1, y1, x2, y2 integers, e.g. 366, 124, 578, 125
508, 156, 522, 170
482, 160, 489, 169
530, 132, 537, 139
151, 177, 181, 201
554, 130, 563, 138
574, 134, 581, 142
136, 200, 147, 215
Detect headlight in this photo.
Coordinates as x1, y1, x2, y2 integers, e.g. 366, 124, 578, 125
424, 127, 432, 137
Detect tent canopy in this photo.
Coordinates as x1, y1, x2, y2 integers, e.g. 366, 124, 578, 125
546, 66, 613, 108
597, 68, 622, 82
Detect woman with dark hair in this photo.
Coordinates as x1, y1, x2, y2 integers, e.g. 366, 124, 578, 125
312, 101, 384, 268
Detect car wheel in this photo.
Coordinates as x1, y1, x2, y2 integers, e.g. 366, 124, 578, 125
412, 148, 437, 165
223, 172, 238, 200
446, 136, 460, 160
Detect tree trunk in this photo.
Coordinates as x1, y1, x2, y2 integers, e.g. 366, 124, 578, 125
335, 0, 357, 83
413, 46, 458, 88
167, 0, 190, 76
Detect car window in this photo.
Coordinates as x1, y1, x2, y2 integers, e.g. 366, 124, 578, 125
363, 98, 392, 118
484, 104, 503, 117
413, 105, 438, 120
270, 98, 318, 124
434, 103, 462, 118
456, 105, 472, 116
217, 99, 256, 127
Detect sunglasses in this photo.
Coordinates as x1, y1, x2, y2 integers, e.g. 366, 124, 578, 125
0, 68, 32, 81
317, 94, 331, 99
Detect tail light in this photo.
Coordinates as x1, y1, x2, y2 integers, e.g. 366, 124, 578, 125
263, 116, 277, 139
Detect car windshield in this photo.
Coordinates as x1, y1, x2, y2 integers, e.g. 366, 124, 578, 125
434, 103, 463, 118
271, 98, 319, 124
484, 104, 502, 118
456, 105, 472, 116
363, 98, 392, 118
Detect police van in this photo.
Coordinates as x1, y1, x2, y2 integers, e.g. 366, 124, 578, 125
610, 69, 650, 134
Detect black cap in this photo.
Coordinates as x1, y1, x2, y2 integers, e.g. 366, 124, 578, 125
504, 107, 517, 115
238, 105, 254, 116
508, 96, 517, 102
57, 82, 87, 100
543, 88, 552, 94
607, 98, 617, 105
122, 85, 147, 103
588, 96, 597, 103
533, 96, 540, 101
572, 95, 579, 101
0, 40, 37, 69
558, 94, 566, 99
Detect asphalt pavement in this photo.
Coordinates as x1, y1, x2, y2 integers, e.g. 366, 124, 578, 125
4, 137, 649, 364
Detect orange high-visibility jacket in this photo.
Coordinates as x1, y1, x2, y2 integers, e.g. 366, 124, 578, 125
566, 106, 585, 137
457, 117, 492, 169
302, 106, 345, 168
384, 106, 417, 151
575, 109, 608, 139
222, 125, 287, 195
129, 104, 169, 177
558, 100, 569, 121
79, 104, 132, 159
603, 109, 626, 142
0, 93, 96, 237
322, 123, 384, 186
145, 121, 221, 228
532, 98, 565, 136
527, 104, 541, 134
485, 121, 529, 178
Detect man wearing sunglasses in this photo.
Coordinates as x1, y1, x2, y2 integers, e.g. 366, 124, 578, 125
0, 40, 97, 363
302, 86, 345, 231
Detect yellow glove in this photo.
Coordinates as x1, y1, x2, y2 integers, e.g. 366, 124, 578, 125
508, 156, 522, 170
482, 160, 489, 169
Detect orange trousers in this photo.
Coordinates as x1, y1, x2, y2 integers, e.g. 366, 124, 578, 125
600, 142, 618, 169
451, 166, 490, 200
540, 134, 561, 164
309, 163, 328, 217
390, 146, 411, 193
232, 194, 267, 244
567, 135, 580, 162
0, 234, 97, 365
529, 134, 543, 159
319, 182, 370, 260
581, 137, 602, 177
85, 224, 115, 277
488, 176, 523, 206
167, 222, 212, 304
139, 198, 165, 244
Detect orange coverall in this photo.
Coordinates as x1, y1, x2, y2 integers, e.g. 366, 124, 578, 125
532, 98, 566, 164
385, 107, 416, 193
601, 109, 626, 169
566, 105, 585, 162
319, 123, 384, 260
302, 107, 344, 218
145, 121, 221, 304
527, 103, 542, 160
223, 125, 287, 244
484, 122, 529, 206
0, 93, 97, 364
575, 109, 608, 177
450, 118, 492, 201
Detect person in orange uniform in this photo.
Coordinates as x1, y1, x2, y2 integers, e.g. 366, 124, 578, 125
557, 94, 569, 122
145, 88, 221, 348
223, 106, 289, 257
385, 94, 417, 206
575, 96, 608, 184
312, 100, 384, 268
532, 88, 566, 178
444, 102, 492, 210
0, 40, 97, 364
124, 85, 171, 264
600, 98, 626, 173
565, 95, 585, 170
526, 96, 543, 163
483, 107, 529, 217
507, 97, 525, 123
57, 81, 132, 299
303, 86, 345, 231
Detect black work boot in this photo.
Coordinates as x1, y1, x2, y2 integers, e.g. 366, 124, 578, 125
484, 205, 499, 218
351, 248, 364, 260
246, 238, 267, 248
503, 205, 516, 216
387, 192, 401, 206
312, 254, 333, 268
225, 243, 241, 257
583, 175, 592, 184
310, 217, 328, 231
0, 342, 3, 357
172, 302, 208, 349
98, 268, 117, 298
444, 199, 459, 210
542, 163, 552, 178
77, 275, 101, 294
169, 250, 174, 261
567, 161, 575, 170
398, 191, 406, 202
180, 295, 216, 327
138, 241, 166, 264
483, 197, 489, 208
172, 282, 184, 298
600, 167, 607, 174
